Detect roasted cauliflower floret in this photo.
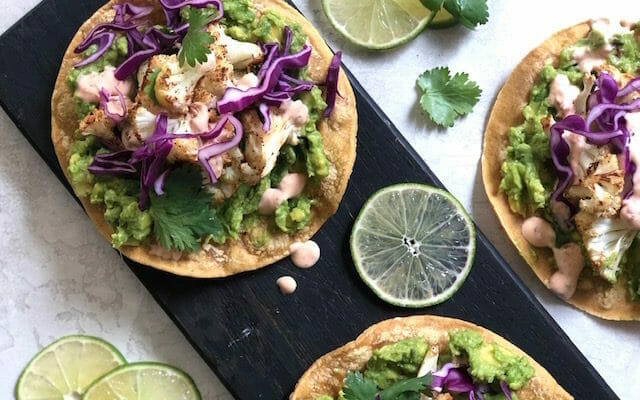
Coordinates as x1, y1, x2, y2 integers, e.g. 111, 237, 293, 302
212, 25, 263, 69
153, 53, 218, 114
565, 151, 625, 217
79, 108, 121, 149
241, 107, 301, 178
575, 212, 636, 283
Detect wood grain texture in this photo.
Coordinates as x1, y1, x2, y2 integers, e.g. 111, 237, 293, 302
0, 1, 618, 399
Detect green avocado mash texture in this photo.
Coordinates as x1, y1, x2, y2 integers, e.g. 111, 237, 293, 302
364, 337, 427, 389
449, 330, 534, 390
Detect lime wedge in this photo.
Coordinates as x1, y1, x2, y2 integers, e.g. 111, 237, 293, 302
82, 362, 201, 400
350, 184, 476, 308
321, 0, 434, 50
15, 335, 126, 400
427, 8, 458, 29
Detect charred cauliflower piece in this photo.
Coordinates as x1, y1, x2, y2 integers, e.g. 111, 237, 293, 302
153, 53, 217, 114
565, 152, 624, 217
242, 108, 300, 178
575, 212, 636, 283
213, 25, 263, 69
79, 108, 121, 149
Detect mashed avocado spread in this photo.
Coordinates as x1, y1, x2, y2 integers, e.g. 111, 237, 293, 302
222, 0, 306, 52
315, 332, 534, 400
449, 330, 534, 390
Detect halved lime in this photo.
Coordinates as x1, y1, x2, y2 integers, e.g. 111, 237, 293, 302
427, 8, 458, 29
83, 362, 201, 400
321, 0, 434, 50
15, 335, 126, 400
350, 184, 476, 308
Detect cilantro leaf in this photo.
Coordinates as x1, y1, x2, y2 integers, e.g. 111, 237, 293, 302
443, 0, 489, 29
149, 165, 224, 252
342, 371, 433, 400
179, 7, 216, 67
379, 375, 433, 400
342, 372, 378, 400
417, 67, 481, 127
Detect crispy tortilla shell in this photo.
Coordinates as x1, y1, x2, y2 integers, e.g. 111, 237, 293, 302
290, 315, 572, 400
482, 22, 640, 320
51, 0, 357, 278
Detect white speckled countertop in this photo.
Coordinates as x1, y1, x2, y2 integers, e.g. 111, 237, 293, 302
1, 0, 639, 398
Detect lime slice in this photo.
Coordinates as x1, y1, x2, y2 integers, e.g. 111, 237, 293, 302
321, 0, 434, 50
15, 335, 126, 400
350, 184, 476, 308
83, 362, 201, 400
427, 8, 458, 29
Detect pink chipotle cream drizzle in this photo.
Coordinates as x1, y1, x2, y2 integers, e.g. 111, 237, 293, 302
621, 112, 640, 228
547, 74, 580, 117
521, 217, 585, 300
289, 240, 320, 269
75, 66, 133, 103
258, 172, 307, 215
277, 276, 297, 294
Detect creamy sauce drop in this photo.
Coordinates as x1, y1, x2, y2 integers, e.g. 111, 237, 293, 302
258, 173, 308, 215
590, 19, 631, 51
279, 173, 307, 198
276, 276, 297, 294
104, 96, 126, 117
621, 112, 640, 228
572, 46, 609, 74
521, 217, 585, 300
280, 99, 309, 127
289, 241, 320, 269
75, 66, 133, 103
548, 74, 580, 117
258, 188, 288, 215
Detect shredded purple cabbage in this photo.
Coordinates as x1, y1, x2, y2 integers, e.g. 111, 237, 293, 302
549, 73, 640, 210
323, 51, 342, 117
88, 150, 136, 177
74, 1, 222, 79
197, 114, 244, 183
99, 87, 127, 122
258, 103, 271, 131
499, 381, 514, 400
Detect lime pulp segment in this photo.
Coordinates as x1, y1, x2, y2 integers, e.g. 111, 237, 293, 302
15, 335, 126, 400
322, 0, 433, 50
351, 184, 476, 307
82, 362, 202, 400
427, 8, 458, 29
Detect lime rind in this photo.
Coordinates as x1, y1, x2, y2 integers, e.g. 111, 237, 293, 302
15, 335, 126, 400
321, 0, 434, 50
351, 184, 476, 308
82, 362, 202, 400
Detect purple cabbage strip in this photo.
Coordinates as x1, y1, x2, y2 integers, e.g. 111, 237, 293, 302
499, 381, 513, 400
159, 0, 224, 27
323, 51, 342, 117
217, 45, 312, 114
197, 114, 244, 183
154, 170, 170, 196
74, 32, 115, 68
586, 98, 640, 130
258, 103, 271, 131
99, 87, 127, 122
113, 3, 154, 24
431, 363, 475, 394
617, 76, 640, 99
88, 150, 136, 177
549, 115, 624, 205
595, 73, 618, 104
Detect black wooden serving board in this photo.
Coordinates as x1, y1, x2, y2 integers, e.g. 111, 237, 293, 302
0, 1, 618, 399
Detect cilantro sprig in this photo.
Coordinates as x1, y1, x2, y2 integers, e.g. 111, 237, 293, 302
149, 166, 224, 252
342, 371, 433, 400
416, 67, 481, 128
421, 0, 489, 29
179, 7, 217, 67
